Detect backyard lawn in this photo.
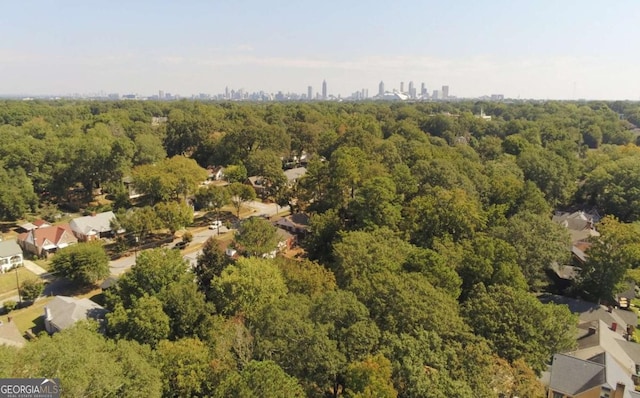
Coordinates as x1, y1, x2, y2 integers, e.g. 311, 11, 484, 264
8, 296, 53, 334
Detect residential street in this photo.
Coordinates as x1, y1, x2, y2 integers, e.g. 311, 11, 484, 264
109, 226, 231, 276
245, 201, 289, 218
107, 198, 282, 276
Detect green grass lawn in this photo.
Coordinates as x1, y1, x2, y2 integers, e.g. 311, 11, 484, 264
33, 259, 52, 271
0, 267, 38, 295
8, 296, 53, 334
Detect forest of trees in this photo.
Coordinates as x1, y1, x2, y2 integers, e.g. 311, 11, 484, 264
2, 99, 640, 397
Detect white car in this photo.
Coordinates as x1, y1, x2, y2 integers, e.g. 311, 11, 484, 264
208, 220, 223, 229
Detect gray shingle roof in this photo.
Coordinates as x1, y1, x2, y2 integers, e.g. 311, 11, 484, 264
44, 296, 106, 332
0, 240, 22, 258
549, 353, 605, 395
284, 167, 306, 183
550, 352, 639, 398
69, 211, 115, 236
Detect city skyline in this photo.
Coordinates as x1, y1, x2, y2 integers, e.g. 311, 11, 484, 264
1, 1, 640, 100
4, 78, 460, 102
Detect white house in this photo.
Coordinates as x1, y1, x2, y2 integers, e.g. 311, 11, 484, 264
0, 240, 23, 273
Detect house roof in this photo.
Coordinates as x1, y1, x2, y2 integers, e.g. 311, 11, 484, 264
591, 352, 639, 398
19, 220, 51, 231
276, 213, 310, 230
275, 228, 294, 242
573, 320, 638, 376
0, 318, 26, 348
18, 224, 76, 249
0, 240, 22, 258
550, 351, 640, 398
45, 296, 106, 331
69, 211, 116, 236
552, 211, 594, 230
539, 294, 637, 336
247, 176, 265, 188
549, 353, 605, 395
284, 167, 307, 183
550, 263, 579, 280
552, 211, 600, 244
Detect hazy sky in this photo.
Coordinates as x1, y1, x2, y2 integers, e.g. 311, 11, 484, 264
1, 0, 639, 99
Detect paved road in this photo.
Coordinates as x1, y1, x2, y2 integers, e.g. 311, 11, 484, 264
107, 198, 282, 277
108, 226, 232, 276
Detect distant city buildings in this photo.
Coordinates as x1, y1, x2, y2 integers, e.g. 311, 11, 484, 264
8, 79, 512, 102
408, 81, 416, 99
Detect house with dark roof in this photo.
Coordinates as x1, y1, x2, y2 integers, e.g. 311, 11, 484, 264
276, 213, 310, 235
17, 224, 77, 258
0, 240, 23, 273
43, 296, 107, 334
69, 211, 117, 241
547, 352, 640, 398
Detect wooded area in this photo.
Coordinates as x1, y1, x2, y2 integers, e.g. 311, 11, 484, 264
2, 99, 640, 397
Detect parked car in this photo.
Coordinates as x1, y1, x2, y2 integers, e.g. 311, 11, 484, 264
172, 241, 188, 250
208, 220, 223, 229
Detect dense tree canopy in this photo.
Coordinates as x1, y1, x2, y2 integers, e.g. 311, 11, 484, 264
51, 242, 110, 286
3, 99, 640, 397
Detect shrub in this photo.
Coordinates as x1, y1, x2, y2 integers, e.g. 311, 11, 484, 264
3, 300, 17, 312
21, 279, 44, 302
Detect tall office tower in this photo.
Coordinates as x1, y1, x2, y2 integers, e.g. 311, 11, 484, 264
432, 89, 439, 100
408, 81, 415, 99
308, 86, 313, 100
361, 89, 365, 99
421, 82, 426, 96
225, 86, 229, 99
400, 81, 405, 93
159, 90, 165, 100
322, 80, 327, 99
378, 81, 385, 96
442, 85, 449, 100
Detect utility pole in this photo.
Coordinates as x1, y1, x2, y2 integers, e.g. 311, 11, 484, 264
15, 266, 21, 304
